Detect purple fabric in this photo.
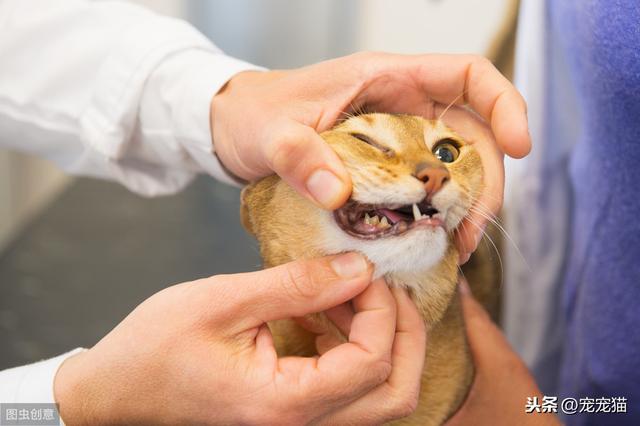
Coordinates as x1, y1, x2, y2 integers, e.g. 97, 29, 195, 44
548, 0, 640, 424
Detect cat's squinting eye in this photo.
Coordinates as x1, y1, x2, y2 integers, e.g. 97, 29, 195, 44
432, 139, 460, 163
350, 132, 394, 156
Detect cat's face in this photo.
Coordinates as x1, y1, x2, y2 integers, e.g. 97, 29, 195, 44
241, 113, 484, 279
315, 113, 483, 276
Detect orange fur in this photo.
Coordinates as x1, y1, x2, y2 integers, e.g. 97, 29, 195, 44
241, 113, 492, 425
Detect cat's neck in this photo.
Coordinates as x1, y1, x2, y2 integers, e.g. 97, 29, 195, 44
384, 245, 459, 325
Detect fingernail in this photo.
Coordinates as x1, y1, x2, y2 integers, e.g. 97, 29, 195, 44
330, 253, 369, 278
306, 169, 345, 208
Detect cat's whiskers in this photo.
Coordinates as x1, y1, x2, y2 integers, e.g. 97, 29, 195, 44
462, 193, 532, 273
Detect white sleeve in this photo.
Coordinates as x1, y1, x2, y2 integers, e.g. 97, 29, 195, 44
0, 348, 84, 421
0, 0, 263, 196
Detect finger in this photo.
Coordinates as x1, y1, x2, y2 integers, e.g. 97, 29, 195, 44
208, 252, 373, 331
454, 157, 504, 261
456, 219, 482, 264
459, 279, 515, 367
319, 287, 427, 424
277, 278, 397, 410
457, 154, 504, 260
325, 302, 355, 336
293, 303, 354, 337
415, 54, 529, 159
292, 310, 351, 355
316, 332, 346, 355
347, 278, 397, 358
263, 118, 352, 210
386, 287, 427, 390
359, 53, 530, 159
452, 280, 546, 426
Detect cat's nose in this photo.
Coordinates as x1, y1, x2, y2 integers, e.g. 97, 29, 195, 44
415, 163, 450, 197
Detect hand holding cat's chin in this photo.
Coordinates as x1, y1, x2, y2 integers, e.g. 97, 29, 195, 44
52, 253, 427, 425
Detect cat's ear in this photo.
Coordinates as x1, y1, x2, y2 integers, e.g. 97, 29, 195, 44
240, 184, 256, 236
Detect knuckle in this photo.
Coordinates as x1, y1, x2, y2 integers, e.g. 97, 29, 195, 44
281, 261, 320, 301
268, 134, 302, 172
389, 391, 420, 418
471, 55, 493, 69
368, 358, 393, 385
348, 51, 386, 79
190, 275, 233, 320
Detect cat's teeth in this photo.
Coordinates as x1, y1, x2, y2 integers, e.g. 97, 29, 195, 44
364, 213, 372, 224
370, 215, 380, 225
379, 216, 390, 228
422, 214, 428, 219
412, 203, 422, 221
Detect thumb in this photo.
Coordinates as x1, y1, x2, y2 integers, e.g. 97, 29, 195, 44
222, 253, 373, 330
264, 119, 352, 210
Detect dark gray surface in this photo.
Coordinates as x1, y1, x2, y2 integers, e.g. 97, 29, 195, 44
0, 176, 261, 369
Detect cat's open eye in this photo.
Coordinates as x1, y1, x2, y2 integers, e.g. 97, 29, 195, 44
350, 132, 394, 156
432, 139, 460, 163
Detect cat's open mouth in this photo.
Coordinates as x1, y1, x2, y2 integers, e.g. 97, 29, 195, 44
333, 199, 444, 239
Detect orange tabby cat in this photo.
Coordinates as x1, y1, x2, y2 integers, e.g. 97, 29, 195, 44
241, 113, 493, 425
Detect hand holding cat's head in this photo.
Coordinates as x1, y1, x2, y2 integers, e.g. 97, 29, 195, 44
241, 112, 486, 278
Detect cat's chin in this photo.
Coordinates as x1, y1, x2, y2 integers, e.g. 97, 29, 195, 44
320, 212, 449, 279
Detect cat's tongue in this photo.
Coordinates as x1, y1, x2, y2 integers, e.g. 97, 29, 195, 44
378, 208, 404, 224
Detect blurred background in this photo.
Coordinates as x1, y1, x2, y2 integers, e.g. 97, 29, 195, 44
0, 0, 517, 369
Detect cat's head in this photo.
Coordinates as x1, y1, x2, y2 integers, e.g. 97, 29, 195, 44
241, 113, 483, 277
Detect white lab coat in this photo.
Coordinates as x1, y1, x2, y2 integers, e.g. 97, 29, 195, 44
0, 0, 260, 418
0, 0, 260, 194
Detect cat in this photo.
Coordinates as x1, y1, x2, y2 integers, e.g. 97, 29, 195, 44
240, 112, 500, 425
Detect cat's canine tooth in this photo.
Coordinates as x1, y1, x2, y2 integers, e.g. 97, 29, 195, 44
371, 215, 380, 225
364, 213, 371, 225
379, 216, 390, 228
412, 203, 422, 221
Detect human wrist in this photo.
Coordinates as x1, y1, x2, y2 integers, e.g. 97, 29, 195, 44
210, 70, 269, 181
54, 350, 107, 425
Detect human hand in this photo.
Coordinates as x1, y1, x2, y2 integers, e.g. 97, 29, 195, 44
445, 280, 560, 426
210, 52, 530, 261
53, 253, 426, 425
297, 284, 427, 425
